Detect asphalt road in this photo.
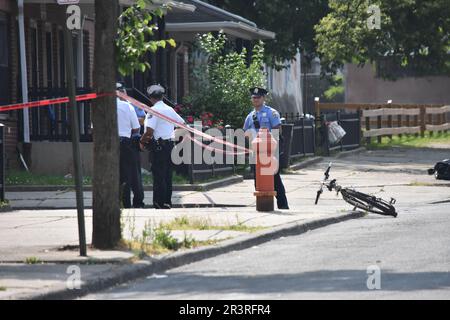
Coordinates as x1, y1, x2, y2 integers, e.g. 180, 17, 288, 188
85, 201, 450, 300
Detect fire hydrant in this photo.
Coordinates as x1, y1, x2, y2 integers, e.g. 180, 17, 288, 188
252, 128, 278, 212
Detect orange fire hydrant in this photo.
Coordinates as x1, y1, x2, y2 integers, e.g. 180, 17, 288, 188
252, 128, 278, 212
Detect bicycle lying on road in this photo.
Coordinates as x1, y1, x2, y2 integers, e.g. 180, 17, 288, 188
315, 163, 398, 218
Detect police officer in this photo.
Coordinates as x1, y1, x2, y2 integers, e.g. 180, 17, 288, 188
117, 83, 145, 208
140, 85, 185, 209
243, 87, 289, 210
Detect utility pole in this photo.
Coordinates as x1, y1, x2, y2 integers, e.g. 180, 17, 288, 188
63, 1, 87, 257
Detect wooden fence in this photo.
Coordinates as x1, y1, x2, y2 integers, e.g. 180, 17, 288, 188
315, 101, 450, 144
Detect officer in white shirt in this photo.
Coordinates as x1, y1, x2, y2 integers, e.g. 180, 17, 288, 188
117, 86, 142, 209
140, 84, 185, 209
117, 83, 145, 208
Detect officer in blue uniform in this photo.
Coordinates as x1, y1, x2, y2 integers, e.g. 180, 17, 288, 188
243, 87, 289, 210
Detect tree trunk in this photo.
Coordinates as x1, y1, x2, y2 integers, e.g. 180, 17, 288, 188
92, 0, 121, 249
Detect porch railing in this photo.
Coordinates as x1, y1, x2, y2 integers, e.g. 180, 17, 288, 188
26, 87, 93, 142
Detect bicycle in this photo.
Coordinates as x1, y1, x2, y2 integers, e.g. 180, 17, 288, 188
315, 163, 398, 217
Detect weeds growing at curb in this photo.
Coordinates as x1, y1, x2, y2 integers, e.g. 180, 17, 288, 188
160, 215, 265, 233
25, 257, 42, 264
409, 181, 435, 187
0, 287, 6, 291
119, 215, 221, 258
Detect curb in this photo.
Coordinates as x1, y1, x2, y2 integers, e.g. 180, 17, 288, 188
9, 203, 248, 211
5, 176, 244, 193
20, 210, 365, 300
334, 147, 367, 159
289, 157, 324, 171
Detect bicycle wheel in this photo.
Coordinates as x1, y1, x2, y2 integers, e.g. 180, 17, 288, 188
340, 188, 398, 217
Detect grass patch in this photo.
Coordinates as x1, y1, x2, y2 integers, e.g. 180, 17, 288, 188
6, 170, 92, 186
367, 131, 450, 149
408, 181, 435, 187
25, 257, 42, 264
6, 170, 189, 186
119, 213, 262, 259
0, 287, 6, 291
161, 215, 265, 233
142, 172, 189, 185
118, 227, 219, 258
0, 200, 10, 208
5, 170, 235, 186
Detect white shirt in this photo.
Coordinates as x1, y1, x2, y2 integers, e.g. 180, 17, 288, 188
117, 98, 140, 138
144, 100, 185, 140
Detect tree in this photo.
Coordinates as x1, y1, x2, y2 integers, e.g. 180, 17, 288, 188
207, 0, 330, 67
186, 32, 266, 128
92, 0, 121, 249
91, 0, 175, 249
117, 0, 176, 76
315, 0, 450, 78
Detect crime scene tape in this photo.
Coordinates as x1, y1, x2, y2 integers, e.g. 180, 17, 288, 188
116, 91, 252, 155
186, 134, 249, 156
0, 93, 111, 112
0, 91, 252, 155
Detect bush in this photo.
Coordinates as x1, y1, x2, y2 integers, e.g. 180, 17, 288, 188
185, 32, 267, 128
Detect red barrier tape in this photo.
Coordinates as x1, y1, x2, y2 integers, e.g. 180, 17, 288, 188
187, 135, 249, 156
0, 92, 112, 112
116, 91, 251, 154
0, 90, 252, 155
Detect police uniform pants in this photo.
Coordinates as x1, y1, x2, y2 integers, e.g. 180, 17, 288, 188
251, 164, 289, 210
120, 138, 144, 208
123, 145, 145, 208
151, 141, 174, 208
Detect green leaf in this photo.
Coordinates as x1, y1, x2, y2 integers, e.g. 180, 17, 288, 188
167, 39, 176, 47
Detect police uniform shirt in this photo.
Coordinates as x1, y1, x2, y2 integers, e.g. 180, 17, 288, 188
243, 104, 281, 132
133, 104, 146, 119
144, 100, 186, 140
117, 98, 140, 138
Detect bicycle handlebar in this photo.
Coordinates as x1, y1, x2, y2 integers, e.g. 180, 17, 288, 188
315, 163, 334, 205
315, 189, 322, 205
324, 163, 332, 180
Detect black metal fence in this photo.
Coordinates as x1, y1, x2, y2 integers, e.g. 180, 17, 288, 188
279, 114, 316, 168
319, 110, 362, 156
174, 129, 236, 184
27, 87, 93, 142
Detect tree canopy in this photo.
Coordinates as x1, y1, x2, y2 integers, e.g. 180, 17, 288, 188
206, 0, 329, 67
315, 0, 450, 78
117, 0, 176, 76
208, 0, 449, 78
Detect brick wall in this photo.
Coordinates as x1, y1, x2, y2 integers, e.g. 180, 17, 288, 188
2, 3, 96, 171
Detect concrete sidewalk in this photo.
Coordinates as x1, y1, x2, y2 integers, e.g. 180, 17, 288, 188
1, 147, 449, 299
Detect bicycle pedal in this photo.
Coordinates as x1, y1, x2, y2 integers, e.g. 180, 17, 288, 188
390, 198, 396, 205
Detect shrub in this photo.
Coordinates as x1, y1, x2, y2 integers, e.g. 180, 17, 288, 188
186, 32, 267, 128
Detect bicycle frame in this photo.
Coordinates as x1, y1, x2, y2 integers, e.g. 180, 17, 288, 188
315, 163, 397, 217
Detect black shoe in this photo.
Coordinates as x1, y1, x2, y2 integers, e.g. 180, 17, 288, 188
153, 203, 171, 210
278, 205, 290, 210
133, 202, 145, 209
